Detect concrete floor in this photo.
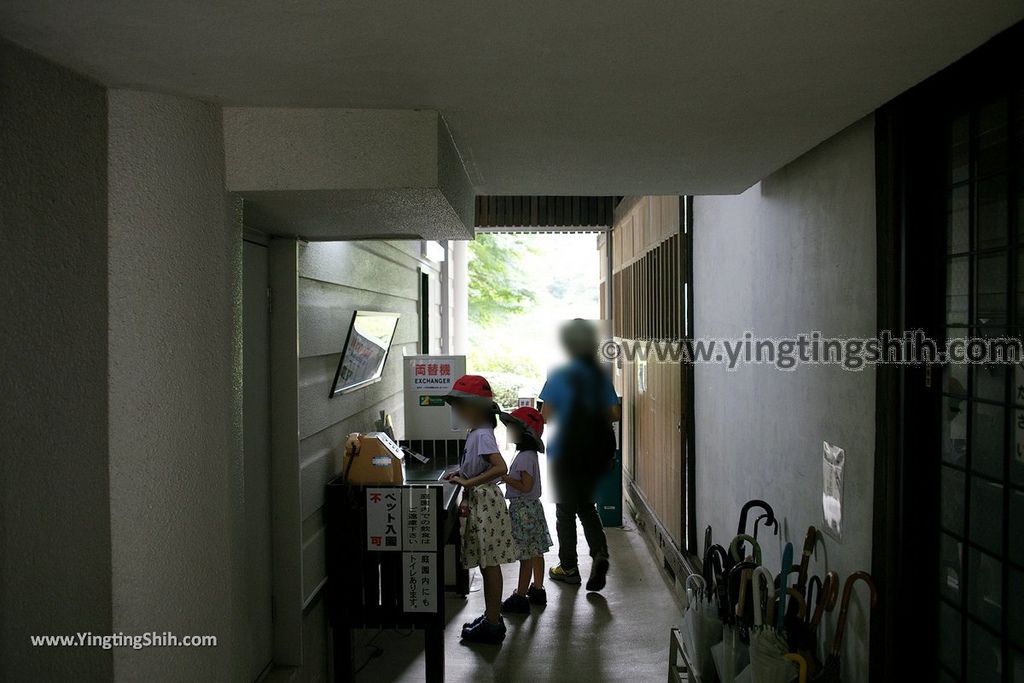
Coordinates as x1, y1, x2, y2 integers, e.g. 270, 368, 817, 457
353, 500, 683, 683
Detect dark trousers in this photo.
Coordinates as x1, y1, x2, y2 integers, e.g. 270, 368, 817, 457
553, 470, 608, 570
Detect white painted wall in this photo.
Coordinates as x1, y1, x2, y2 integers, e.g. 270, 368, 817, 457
693, 116, 877, 682
0, 39, 114, 682
107, 89, 245, 682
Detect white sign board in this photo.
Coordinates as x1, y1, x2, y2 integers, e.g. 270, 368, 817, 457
403, 487, 437, 552
403, 551, 438, 613
403, 355, 467, 440
366, 488, 402, 551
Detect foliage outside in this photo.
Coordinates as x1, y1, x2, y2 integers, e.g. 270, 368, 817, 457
467, 233, 600, 411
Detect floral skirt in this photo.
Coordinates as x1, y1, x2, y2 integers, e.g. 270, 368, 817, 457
509, 498, 553, 561
460, 483, 518, 569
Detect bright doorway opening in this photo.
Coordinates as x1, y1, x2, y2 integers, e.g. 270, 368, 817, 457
465, 231, 602, 409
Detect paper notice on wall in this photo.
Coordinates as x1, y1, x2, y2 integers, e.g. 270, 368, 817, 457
366, 488, 402, 551
403, 551, 438, 613
402, 487, 437, 552
822, 441, 845, 542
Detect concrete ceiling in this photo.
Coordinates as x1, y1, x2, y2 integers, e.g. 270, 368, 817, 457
2, 1, 1022, 195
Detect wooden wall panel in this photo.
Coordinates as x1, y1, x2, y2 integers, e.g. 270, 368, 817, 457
609, 196, 685, 548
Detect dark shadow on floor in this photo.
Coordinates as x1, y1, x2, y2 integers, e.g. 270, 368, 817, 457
354, 501, 682, 683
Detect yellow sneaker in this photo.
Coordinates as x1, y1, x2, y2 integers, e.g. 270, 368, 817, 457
549, 565, 582, 585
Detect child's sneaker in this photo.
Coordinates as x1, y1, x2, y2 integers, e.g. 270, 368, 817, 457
461, 613, 487, 632
526, 585, 547, 606
549, 565, 582, 585
586, 555, 610, 592
461, 617, 507, 644
501, 593, 530, 614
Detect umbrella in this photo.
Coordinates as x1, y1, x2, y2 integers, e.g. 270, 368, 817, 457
728, 535, 762, 626
812, 571, 877, 682
784, 654, 809, 683
753, 512, 780, 544
807, 572, 839, 629
776, 543, 794, 632
790, 572, 836, 678
736, 500, 776, 559
711, 561, 757, 683
735, 566, 783, 683
792, 527, 817, 608
729, 534, 763, 565
705, 543, 735, 622
681, 573, 724, 682
736, 566, 807, 683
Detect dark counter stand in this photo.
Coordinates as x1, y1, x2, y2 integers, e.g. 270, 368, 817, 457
325, 483, 446, 683
325, 438, 466, 683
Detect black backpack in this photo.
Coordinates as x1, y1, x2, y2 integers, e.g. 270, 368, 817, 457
558, 364, 616, 478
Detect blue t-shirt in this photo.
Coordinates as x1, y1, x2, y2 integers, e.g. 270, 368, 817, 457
505, 450, 541, 500
538, 359, 618, 459
459, 428, 501, 482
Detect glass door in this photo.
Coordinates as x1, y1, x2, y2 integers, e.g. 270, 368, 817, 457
936, 88, 1024, 683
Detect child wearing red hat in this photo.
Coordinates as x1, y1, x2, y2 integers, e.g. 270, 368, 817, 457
498, 406, 552, 614
442, 375, 518, 644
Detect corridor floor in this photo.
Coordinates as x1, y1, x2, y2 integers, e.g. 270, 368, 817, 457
353, 501, 683, 683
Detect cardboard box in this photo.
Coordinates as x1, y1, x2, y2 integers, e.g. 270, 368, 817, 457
342, 432, 405, 485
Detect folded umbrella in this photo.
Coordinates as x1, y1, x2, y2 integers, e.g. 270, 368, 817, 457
812, 571, 877, 682
784, 654, 809, 683
712, 561, 757, 683
796, 571, 838, 677
736, 566, 795, 683
705, 543, 734, 622
792, 527, 817, 612
776, 543, 795, 632
806, 572, 839, 630
730, 533, 763, 565
735, 500, 776, 564
682, 573, 724, 682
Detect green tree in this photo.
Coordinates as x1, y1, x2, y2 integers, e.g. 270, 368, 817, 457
467, 234, 536, 324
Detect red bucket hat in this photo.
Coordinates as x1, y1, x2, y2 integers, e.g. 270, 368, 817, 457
499, 406, 545, 451
442, 374, 497, 409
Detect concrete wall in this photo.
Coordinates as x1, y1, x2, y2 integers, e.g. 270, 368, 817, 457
693, 116, 877, 682
0, 40, 114, 682
107, 89, 244, 681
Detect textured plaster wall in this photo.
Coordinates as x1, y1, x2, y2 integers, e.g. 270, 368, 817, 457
693, 116, 877, 682
0, 40, 114, 681
107, 89, 244, 682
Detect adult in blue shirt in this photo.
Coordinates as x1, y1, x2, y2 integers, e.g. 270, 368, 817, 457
540, 319, 620, 592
